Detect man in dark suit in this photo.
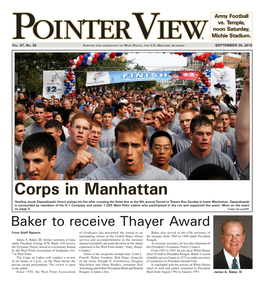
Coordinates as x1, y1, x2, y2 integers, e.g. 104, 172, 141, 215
214, 219, 252, 269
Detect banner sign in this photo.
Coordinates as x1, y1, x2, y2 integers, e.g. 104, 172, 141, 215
86, 70, 199, 86
211, 67, 236, 101
43, 71, 66, 99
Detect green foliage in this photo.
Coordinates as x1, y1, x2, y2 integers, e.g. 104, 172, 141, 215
15, 53, 80, 93
15, 53, 152, 93
132, 63, 147, 71
236, 62, 246, 78
155, 85, 164, 91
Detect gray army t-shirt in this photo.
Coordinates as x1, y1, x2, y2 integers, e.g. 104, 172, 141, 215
213, 130, 228, 154
99, 126, 116, 154
84, 163, 173, 180
168, 166, 187, 180
25, 123, 44, 139
172, 132, 192, 154
112, 116, 124, 127
168, 117, 180, 134
223, 127, 235, 144
172, 131, 227, 154
54, 144, 113, 179
15, 145, 25, 179
169, 147, 239, 180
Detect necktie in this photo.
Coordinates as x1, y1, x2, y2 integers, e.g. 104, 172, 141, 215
232, 258, 238, 269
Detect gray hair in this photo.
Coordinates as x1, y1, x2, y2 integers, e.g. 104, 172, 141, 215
221, 219, 245, 235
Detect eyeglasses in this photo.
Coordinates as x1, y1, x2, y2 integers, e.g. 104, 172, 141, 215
71, 125, 90, 132
153, 146, 172, 151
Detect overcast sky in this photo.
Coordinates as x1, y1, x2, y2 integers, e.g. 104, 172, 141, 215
125, 52, 187, 70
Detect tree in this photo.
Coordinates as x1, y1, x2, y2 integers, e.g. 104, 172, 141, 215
15, 53, 80, 93
236, 62, 246, 78
133, 63, 147, 71
15, 52, 149, 94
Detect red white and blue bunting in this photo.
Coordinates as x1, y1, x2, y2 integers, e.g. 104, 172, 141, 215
64, 52, 224, 96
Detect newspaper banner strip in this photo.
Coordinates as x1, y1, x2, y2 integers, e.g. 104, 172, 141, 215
86, 71, 200, 86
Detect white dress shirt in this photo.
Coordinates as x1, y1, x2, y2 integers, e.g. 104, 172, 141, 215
223, 248, 241, 269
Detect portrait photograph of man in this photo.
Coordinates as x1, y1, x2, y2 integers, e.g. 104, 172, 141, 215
213, 216, 252, 269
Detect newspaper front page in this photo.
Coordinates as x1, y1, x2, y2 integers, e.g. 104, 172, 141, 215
2, 2, 260, 284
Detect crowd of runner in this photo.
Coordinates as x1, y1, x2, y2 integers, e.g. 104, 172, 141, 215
14, 66, 250, 180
